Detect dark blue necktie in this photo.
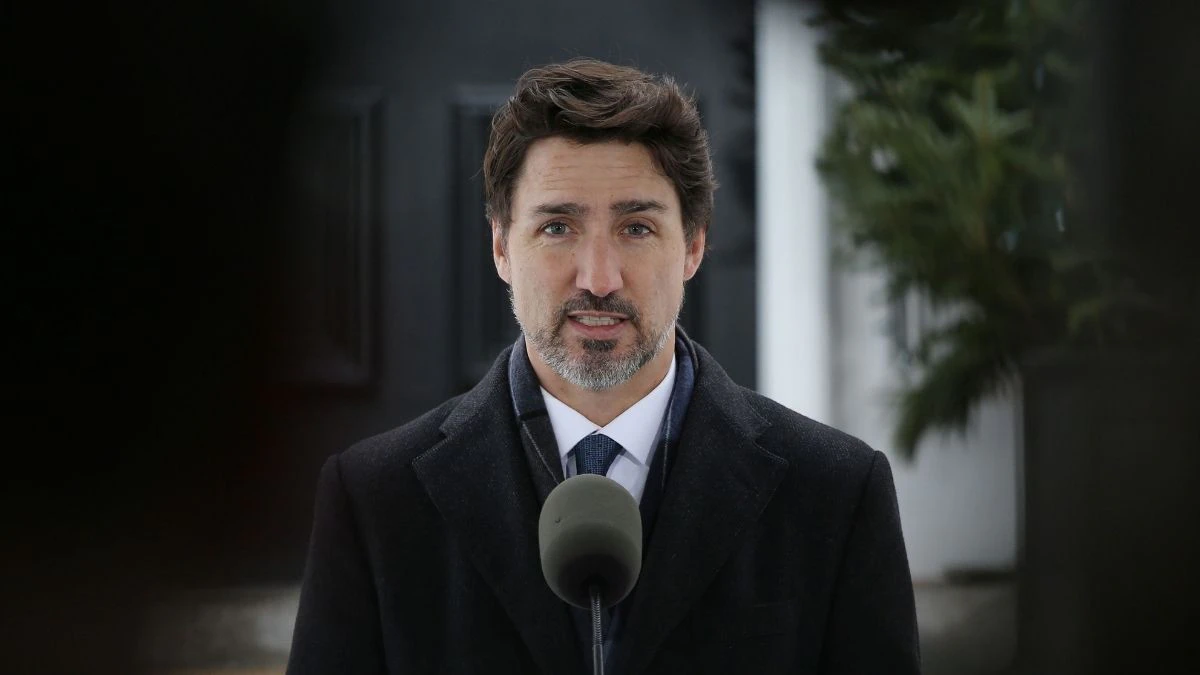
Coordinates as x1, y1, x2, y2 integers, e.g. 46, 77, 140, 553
573, 433, 623, 476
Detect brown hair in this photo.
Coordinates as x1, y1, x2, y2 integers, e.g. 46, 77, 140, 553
483, 58, 716, 243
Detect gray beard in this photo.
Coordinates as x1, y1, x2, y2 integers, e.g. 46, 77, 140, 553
511, 290, 679, 391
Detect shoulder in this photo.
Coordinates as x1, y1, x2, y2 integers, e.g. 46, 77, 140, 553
726, 386, 903, 550
329, 343, 515, 497
734, 384, 887, 492
333, 394, 466, 491
746, 389, 876, 462
686, 337, 884, 488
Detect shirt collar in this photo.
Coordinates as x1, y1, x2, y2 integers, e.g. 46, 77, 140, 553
540, 354, 677, 468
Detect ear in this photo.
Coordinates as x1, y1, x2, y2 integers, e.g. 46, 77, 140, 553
491, 219, 512, 284
682, 226, 707, 281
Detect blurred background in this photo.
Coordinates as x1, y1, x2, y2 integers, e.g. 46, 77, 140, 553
7, 0, 1197, 673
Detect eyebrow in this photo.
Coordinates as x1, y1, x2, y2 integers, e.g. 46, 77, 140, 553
530, 199, 668, 218
532, 202, 589, 217
611, 199, 668, 216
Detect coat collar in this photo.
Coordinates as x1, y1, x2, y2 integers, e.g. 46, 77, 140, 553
609, 339, 789, 675
411, 346, 585, 675
412, 334, 789, 675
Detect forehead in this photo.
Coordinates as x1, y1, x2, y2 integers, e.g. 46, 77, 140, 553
512, 137, 679, 216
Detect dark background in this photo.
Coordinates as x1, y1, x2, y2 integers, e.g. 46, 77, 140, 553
7, 1, 755, 672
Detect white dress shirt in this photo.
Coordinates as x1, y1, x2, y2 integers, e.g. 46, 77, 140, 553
540, 355, 677, 504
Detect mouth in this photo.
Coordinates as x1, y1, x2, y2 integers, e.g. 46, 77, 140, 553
565, 312, 630, 339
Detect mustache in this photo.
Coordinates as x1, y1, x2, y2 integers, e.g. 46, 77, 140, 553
557, 292, 640, 324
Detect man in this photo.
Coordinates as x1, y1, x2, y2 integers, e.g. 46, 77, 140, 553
287, 58, 919, 674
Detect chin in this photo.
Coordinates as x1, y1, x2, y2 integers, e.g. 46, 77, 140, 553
577, 337, 620, 353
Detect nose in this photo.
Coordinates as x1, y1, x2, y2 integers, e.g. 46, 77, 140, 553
575, 234, 624, 298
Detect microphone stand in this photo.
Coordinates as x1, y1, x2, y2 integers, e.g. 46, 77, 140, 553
589, 583, 604, 675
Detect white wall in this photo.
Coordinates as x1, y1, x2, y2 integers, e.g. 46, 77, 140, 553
756, 0, 1019, 581
829, 267, 1020, 580
756, 0, 831, 424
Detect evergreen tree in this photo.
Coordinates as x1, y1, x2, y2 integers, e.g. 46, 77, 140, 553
813, 0, 1164, 456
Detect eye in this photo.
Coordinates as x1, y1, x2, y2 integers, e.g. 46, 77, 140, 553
541, 221, 570, 236
624, 222, 653, 237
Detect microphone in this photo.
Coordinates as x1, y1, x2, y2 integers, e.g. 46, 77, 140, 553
538, 474, 642, 675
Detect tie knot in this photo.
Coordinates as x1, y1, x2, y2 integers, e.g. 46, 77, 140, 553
573, 433, 623, 476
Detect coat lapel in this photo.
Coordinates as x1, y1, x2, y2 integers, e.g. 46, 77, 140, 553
612, 344, 791, 675
411, 348, 584, 675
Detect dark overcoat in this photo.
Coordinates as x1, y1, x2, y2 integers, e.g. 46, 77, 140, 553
287, 338, 920, 674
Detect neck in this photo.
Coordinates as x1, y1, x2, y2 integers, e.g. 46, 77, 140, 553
528, 328, 676, 427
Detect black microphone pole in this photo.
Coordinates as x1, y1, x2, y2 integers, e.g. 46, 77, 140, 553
590, 584, 604, 675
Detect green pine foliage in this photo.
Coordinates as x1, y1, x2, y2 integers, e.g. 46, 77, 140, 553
814, 1, 1121, 456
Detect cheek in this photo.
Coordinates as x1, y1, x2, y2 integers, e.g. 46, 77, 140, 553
515, 254, 572, 290
510, 261, 559, 311
643, 269, 684, 310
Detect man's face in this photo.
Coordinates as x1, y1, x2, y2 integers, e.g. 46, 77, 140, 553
492, 137, 705, 391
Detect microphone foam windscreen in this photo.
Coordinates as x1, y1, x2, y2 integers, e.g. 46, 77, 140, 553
538, 474, 643, 608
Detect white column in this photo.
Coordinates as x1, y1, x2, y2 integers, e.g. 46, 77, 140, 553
756, 0, 830, 423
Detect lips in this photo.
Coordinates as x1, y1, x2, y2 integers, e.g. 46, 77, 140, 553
566, 313, 629, 339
